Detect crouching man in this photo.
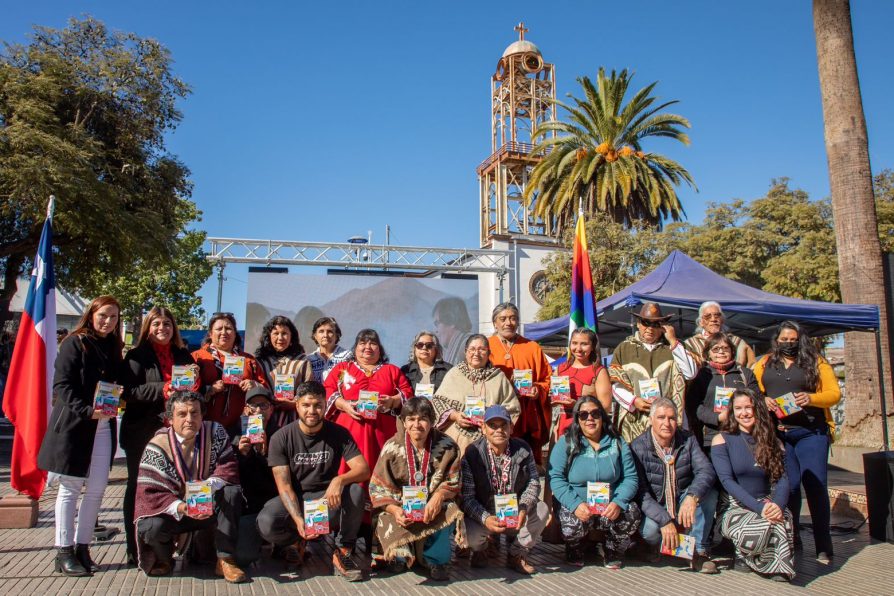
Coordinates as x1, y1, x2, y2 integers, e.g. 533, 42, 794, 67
135, 391, 246, 582
461, 405, 549, 575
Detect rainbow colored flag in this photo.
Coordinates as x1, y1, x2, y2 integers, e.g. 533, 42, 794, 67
568, 207, 597, 352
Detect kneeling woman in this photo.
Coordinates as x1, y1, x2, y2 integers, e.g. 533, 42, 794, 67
548, 397, 640, 569
711, 389, 795, 581
370, 397, 463, 581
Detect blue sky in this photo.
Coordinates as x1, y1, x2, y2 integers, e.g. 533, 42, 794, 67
4, 1, 893, 319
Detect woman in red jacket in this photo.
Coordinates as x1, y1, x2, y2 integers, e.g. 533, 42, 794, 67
192, 312, 266, 437
324, 329, 413, 476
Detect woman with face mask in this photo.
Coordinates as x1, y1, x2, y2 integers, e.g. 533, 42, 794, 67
752, 321, 840, 565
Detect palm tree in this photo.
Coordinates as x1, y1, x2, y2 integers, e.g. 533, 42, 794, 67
814, 0, 891, 448
525, 68, 694, 235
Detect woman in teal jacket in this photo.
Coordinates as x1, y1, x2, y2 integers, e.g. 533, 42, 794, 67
548, 396, 640, 568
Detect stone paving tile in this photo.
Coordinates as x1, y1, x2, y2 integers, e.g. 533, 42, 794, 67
2, 461, 893, 595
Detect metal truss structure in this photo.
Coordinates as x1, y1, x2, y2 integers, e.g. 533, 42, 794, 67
477, 23, 557, 247
206, 237, 510, 274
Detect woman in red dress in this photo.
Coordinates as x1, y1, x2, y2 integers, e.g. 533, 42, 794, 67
552, 328, 612, 440
325, 329, 413, 474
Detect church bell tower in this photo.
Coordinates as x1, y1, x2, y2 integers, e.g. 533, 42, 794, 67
477, 23, 557, 248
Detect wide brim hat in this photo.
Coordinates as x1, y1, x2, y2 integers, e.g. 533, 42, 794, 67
631, 302, 673, 323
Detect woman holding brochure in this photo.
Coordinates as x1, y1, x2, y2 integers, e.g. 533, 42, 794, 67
752, 320, 840, 564
547, 397, 640, 569
400, 331, 452, 398
711, 388, 795, 581
369, 397, 462, 581
431, 334, 519, 455
120, 306, 197, 566
551, 327, 611, 441
325, 328, 414, 477
193, 312, 266, 438
38, 296, 125, 577
255, 316, 313, 427
689, 332, 761, 450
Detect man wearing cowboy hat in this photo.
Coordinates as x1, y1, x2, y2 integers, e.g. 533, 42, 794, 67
609, 302, 697, 443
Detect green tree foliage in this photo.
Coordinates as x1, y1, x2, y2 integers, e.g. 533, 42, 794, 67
525, 68, 694, 235
0, 17, 204, 323
537, 176, 894, 320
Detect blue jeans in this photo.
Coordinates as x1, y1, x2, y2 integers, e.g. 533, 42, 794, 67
640, 487, 718, 553
421, 523, 454, 566
782, 426, 832, 554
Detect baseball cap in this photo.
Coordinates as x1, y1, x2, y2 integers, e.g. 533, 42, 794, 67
483, 404, 511, 424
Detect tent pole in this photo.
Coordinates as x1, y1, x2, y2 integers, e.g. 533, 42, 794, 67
875, 329, 890, 450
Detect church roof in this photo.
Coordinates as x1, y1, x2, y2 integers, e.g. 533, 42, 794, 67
502, 39, 541, 58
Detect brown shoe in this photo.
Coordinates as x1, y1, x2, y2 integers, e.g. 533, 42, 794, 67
215, 557, 248, 584
277, 540, 306, 565
147, 559, 173, 576
507, 553, 536, 575
332, 546, 364, 582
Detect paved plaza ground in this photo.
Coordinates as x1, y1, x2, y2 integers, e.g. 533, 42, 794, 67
1, 426, 892, 595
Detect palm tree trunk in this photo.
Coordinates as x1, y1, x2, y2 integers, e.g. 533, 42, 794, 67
814, 0, 892, 448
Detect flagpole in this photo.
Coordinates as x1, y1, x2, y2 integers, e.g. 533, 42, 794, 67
47, 195, 55, 219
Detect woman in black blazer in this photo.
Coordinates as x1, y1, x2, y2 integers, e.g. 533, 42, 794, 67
38, 296, 124, 577
120, 306, 196, 564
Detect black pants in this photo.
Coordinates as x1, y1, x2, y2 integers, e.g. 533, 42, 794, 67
137, 484, 242, 562
123, 429, 157, 559
256, 484, 364, 550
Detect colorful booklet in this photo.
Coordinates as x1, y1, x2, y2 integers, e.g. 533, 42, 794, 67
402, 486, 428, 523
638, 378, 661, 402
513, 369, 533, 392
660, 533, 697, 560
415, 383, 435, 399
171, 365, 196, 391
586, 481, 611, 515
93, 381, 123, 417
550, 375, 571, 403
464, 396, 486, 425
304, 498, 330, 537
185, 480, 213, 517
714, 386, 735, 413
357, 390, 379, 420
222, 355, 245, 384
273, 373, 296, 401
495, 493, 520, 528
246, 414, 265, 443
774, 392, 803, 416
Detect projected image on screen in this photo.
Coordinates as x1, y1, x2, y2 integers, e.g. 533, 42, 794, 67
245, 273, 479, 365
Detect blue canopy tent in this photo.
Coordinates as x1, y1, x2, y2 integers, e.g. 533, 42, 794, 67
525, 250, 881, 349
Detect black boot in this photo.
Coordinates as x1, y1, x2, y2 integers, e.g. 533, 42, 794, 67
55, 546, 90, 577
75, 543, 99, 573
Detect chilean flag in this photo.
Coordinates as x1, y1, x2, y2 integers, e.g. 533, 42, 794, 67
568, 206, 598, 355
3, 198, 56, 499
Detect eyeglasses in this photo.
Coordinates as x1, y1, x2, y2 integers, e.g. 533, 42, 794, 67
577, 410, 601, 421
709, 346, 732, 353
212, 312, 235, 317
246, 402, 271, 412
415, 342, 435, 350
640, 320, 663, 328
466, 347, 489, 353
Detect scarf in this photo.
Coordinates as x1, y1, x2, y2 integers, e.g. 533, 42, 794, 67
651, 430, 678, 518
708, 359, 736, 373
151, 341, 175, 383
457, 360, 500, 384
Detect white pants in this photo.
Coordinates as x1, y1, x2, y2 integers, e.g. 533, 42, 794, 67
54, 420, 112, 547
466, 500, 550, 556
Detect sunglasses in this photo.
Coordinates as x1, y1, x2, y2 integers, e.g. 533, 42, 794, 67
212, 312, 235, 318
577, 410, 601, 421
640, 320, 664, 328
415, 342, 435, 350
246, 402, 271, 411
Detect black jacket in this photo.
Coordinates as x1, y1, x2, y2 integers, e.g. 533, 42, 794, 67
630, 429, 716, 528
232, 417, 281, 514
689, 364, 760, 446
462, 437, 539, 519
400, 360, 452, 394
120, 341, 195, 453
38, 333, 122, 477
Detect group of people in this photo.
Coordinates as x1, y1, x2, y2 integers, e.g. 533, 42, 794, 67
34, 295, 840, 585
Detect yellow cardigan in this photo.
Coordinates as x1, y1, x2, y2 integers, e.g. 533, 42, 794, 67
752, 355, 842, 435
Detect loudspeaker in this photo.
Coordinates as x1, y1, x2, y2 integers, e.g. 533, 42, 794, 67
863, 451, 894, 543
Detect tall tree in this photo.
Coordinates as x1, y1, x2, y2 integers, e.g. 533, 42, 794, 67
814, 0, 891, 448
0, 17, 197, 324
525, 68, 694, 235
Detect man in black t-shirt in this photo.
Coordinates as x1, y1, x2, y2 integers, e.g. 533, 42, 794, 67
257, 381, 370, 582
